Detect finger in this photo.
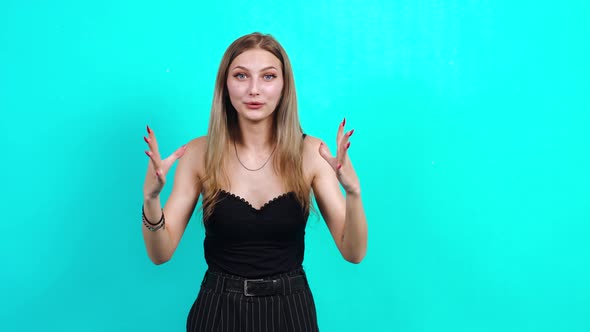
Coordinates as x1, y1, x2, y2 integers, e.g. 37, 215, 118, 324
338, 142, 351, 166
162, 144, 188, 169
146, 125, 162, 159
337, 129, 353, 164
144, 125, 164, 171
174, 144, 188, 159
319, 142, 339, 170
336, 117, 345, 145
145, 149, 161, 171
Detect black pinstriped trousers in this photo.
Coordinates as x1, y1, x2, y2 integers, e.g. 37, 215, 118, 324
186, 268, 320, 332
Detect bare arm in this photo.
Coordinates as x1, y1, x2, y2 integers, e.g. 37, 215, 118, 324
307, 122, 368, 263
142, 131, 205, 264
342, 191, 367, 263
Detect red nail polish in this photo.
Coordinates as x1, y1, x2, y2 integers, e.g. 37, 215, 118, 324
144, 136, 149, 143
346, 142, 351, 149
337, 164, 342, 170
147, 125, 151, 134
342, 118, 346, 127
348, 129, 354, 137
145, 151, 151, 157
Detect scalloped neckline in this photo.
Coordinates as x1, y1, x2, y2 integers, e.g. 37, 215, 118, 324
219, 189, 295, 212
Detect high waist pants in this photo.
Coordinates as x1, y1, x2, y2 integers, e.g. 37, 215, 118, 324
186, 268, 320, 332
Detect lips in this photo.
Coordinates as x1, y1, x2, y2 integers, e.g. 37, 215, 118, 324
245, 102, 264, 109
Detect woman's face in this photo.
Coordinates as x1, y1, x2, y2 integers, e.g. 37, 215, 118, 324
227, 48, 284, 123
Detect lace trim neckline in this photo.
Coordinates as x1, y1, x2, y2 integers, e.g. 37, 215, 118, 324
219, 189, 296, 212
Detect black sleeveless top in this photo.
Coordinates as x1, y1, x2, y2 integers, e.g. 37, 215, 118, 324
203, 135, 308, 278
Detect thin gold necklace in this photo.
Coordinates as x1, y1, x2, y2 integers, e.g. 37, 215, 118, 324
233, 140, 276, 172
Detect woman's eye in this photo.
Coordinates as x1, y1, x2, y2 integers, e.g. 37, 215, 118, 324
263, 74, 277, 80
235, 73, 247, 80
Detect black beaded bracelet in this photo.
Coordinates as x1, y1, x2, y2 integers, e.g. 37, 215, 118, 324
143, 217, 165, 231
142, 205, 165, 231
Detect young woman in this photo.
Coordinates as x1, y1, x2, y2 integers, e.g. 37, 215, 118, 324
141, 32, 368, 332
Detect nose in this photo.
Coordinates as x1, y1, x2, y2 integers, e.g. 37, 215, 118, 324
248, 79, 260, 96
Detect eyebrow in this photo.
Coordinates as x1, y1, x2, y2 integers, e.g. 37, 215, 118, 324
231, 65, 278, 72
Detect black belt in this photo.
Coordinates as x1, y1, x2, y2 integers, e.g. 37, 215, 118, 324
202, 270, 308, 297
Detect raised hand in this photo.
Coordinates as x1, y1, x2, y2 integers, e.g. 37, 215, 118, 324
143, 125, 187, 199
318, 118, 361, 195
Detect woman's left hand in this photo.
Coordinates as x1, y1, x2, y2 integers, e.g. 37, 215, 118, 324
318, 118, 361, 195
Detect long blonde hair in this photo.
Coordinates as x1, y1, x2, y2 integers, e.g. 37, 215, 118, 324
200, 32, 310, 221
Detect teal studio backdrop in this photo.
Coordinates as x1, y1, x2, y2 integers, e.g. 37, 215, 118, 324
0, 0, 588, 331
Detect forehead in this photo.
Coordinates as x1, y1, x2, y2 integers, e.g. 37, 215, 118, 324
230, 48, 282, 71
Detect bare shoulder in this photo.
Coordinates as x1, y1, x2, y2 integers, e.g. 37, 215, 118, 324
302, 134, 327, 178
302, 134, 322, 146
179, 135, 207, 180
302, 134, 322, 158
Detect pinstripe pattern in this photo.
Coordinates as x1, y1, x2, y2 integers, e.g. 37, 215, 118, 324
187, 269, 319, 331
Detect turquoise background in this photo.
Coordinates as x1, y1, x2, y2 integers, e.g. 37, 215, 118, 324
1, 0, 589, 331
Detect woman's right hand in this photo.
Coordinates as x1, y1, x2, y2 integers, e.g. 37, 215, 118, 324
143, 125, 188, 199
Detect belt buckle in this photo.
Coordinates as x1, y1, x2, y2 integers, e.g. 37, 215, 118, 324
244, 278, 264, 297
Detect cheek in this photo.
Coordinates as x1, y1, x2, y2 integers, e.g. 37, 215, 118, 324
227, 81, 244, 98
268, 82, 284, 101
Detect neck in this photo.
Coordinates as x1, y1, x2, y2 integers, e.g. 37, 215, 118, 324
237, 118, 275, 152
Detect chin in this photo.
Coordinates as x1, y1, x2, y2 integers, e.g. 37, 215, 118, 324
238, 109, 275, 122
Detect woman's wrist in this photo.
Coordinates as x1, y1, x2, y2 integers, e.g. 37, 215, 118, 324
142, 204, 166, 231
144, 192, 160, 202
345, 185, 361, 197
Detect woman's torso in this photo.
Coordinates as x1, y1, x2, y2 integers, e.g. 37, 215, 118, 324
196, 134, 320, 278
